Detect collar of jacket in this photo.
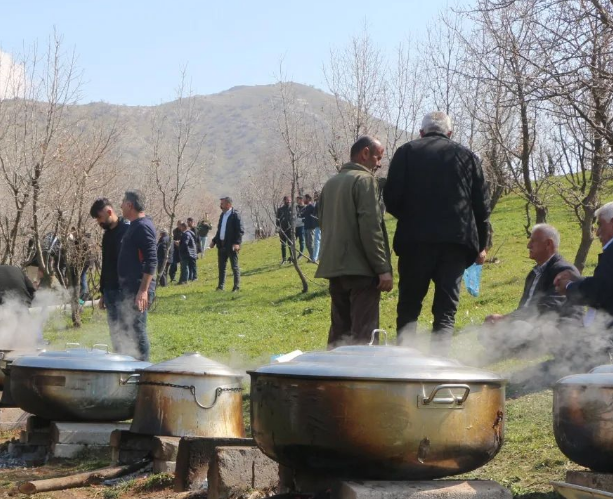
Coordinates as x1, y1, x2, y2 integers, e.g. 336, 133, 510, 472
340, 162, 376, 176
422, 131, 450, 139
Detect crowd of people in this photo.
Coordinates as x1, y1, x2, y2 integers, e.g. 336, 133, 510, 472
4, 110, 613, 372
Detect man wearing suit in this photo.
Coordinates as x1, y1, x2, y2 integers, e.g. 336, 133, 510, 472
481, 224, 581, 359
383, 111, 490, 354
556, 202, 613, 329
210, 197, 244, 292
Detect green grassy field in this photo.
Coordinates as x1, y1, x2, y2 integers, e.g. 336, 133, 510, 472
44, 193, 607, 498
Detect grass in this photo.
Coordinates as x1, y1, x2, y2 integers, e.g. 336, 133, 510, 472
41, 192, 607, 498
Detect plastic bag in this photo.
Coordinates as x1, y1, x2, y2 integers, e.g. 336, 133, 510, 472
463, 263, 483, 297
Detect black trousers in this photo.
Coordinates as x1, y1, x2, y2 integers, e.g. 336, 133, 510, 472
396, 242, 469, 354
327, 275, 381, 348
217, 247, 240, 290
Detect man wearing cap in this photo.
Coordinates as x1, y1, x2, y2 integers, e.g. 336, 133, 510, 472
210, 197, 244, 292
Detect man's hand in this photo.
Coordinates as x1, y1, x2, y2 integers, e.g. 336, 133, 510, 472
232, 244, 240, 252
99, 295, 106, 310
209, 240, 215, 249
476, 250, 487, 265
554, 270, 578, 295
135, 290, 149, 313
377, 272, 393, 292
484, 314, 504, 324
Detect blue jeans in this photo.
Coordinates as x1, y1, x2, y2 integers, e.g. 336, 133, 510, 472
199, 237, 208, 257
313, 227, 321, 261
104, 288, 151, 361
295, 226, 305, 254
179, 257, 197, 283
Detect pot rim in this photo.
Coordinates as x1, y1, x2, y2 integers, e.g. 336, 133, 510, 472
248, 371, 507, 384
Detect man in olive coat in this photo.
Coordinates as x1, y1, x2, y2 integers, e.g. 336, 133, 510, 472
316, 136, 393, 347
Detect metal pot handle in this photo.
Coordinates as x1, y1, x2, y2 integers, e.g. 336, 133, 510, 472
65, 342, 80, 349
192, 386, 243, 410
422, 384, 471, 406
92, 343, 110, 353
119, 373, 140, 385
369, 329, 388, 346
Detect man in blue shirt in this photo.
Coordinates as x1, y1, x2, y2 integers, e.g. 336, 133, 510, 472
117, 190, 157, 360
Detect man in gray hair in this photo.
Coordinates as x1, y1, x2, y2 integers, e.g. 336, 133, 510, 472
384, 111, 490, 355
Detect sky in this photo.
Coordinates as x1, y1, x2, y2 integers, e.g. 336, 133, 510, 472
0, 0, 451, 106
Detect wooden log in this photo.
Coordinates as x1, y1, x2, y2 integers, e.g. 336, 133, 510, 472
18, 459, 149, 495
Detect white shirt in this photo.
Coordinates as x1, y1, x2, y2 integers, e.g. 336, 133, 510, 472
220, 208, 233, 241
524, 255, 555, 307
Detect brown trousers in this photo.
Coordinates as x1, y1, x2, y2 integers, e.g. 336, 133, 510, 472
327, 275, 381, 348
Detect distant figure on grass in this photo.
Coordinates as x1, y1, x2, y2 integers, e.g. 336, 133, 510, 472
187, 217, 202, 267
178, 222, 198, 284
89, 198, 130, 352
118, 190, 158, 361
556, 202, 613, 363
157, 228, 172, 287
481, 224, 582, 360
210, 197, 243, 292
295, 196, 306, 258
303, 193, 318, 263
384, 111, 490, 356
313, 191, 321, 261
169, 220, 183, 283
197, 216, 213, 258
316, 136, 393, 348
276, 196, 293, 264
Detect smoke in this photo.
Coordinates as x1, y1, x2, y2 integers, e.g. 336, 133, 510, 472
0, 288, 66, 349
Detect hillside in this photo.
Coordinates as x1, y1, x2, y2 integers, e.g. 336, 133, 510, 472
73, 83, 336, 199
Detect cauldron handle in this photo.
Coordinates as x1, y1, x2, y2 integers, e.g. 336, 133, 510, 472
192, 386, 243, 410
119, 373, 140, 385
65, 342, 80, 349
369, 329, 388, 346
422, 384, 471, 406
92, 343, 110, 353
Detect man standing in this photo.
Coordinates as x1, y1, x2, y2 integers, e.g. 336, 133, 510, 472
157, 229, 172, 287
556, 202, 613, 327
187, 217, 202, 269
0, 265, 36, 306
276, 196, 293, 264
313, 191, 321, 262
178, 222, 198, 284
384, 112, 490, 354
117, 190, 158, 361
197, 216, 213, 258
295, 196, 306, 258
210, 197, 243, 292
316, 136, 393, 347
169, 220, 183, 283
303, 193, 318, 262
90, 198, 130, 351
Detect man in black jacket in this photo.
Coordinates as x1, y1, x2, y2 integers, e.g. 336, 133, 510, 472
178, 222, 198, 284
210, 197, 244, 292
0, 265, 36, 306
556, 202, 613, 330
384, 111, 490, 354
90, 198, 130, 350
276, 196, 293, 264
157, 229, 172, 287
481, 224, 581, 358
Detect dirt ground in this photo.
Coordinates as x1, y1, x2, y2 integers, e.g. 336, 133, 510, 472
0, 430, 205, 499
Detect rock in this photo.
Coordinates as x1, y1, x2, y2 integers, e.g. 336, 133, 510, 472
337, 481, 512, 499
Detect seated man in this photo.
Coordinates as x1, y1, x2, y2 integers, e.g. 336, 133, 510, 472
481, 224, 581, 359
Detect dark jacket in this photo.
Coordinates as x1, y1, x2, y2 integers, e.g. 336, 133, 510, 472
188, 227, 202, 253
0, 265, 36, 306
212, 209, 244, 250
180, 230, 197, 259
511, 253, 581, 320
117, 216, 158, 295
303, 203, 319, 230
197, 221, 212, 237
100, 218, 130, 293
157, 234, 172, 265
567, 243, 613, 321
172, 227, 182, 263
383, 133, 491, 265
276, 204, 292, 232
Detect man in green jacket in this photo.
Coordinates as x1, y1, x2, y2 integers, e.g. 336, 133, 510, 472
316, 136, 393, 347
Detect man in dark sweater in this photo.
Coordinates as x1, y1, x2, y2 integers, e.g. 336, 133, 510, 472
157, 229, 172, 287
210, 197, 244, 292
0, 265, 36, 306
178, 222, 197, 284
169, 220, 183, 283
117, 190, 157, 361
90, 198, 130, 352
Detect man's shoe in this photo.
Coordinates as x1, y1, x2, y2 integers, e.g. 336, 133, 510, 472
280, 259, 287, 265
232, 287, 240, 293
216, 287, 224, 291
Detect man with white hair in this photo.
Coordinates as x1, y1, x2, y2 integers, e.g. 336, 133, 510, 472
556, 202, 613, 324
384, 111, 490, 354
486, 224, 579, 324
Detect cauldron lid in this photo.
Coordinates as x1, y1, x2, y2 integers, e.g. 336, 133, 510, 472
250, 345, 504, 382
12, 347, 151, 372
556, 365, 613, 387
140, 352, 240, 377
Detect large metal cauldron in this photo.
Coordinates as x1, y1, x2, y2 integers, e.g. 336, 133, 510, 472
11, 346, 151, 421
249, 342, 506, 480
554, 364, 613, 471
130, 353, 245, 438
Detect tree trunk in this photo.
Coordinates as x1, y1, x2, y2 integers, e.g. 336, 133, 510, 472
489, 185, 505, 213
574, 208, 596, 273
535, 205, 548, 224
